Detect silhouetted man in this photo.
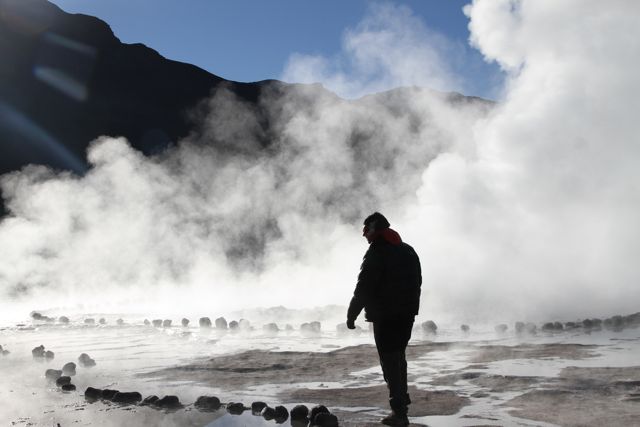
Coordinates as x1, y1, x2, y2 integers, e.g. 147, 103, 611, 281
347, 212, 421, 426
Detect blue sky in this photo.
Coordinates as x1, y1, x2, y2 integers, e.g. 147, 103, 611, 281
49, 0, 503, 99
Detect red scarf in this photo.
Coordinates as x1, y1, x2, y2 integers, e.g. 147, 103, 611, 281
368, 227, 402, 245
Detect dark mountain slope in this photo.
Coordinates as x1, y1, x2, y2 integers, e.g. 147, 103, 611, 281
0, 0, 276, 175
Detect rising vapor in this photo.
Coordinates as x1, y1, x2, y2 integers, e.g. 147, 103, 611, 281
1, 0, 639, 324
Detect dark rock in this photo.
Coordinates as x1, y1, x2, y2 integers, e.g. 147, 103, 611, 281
291, 404, 309, 420
263, 323, 279, 333
301, 321, 321, 336
61, 383, 76, 392
494, 324, 508, 333
162, 319, 172, 328
32, 345, 45, 358
141, 395, 159, 406
111, 391, 142, 404
59, 316, 70, 324
152, 319, 162, 327
262, 406, 276, 420
62, 362, 76, 376
553, 321, 564, 330
84, 387, 102, 400
98, 318, 106, 325
226, 402, 245, 414
460, 324, 470, 332
56, 376, 71, 386
313, 412, 339, 427
310, 404, 329, 420
421, 320, 437, 334
565, 321, 578, 329
274, 405, 289, 422
156, 395, 181, 408
215, 317, 228, 329
199, 317, 212, 328
542, 322, 555, 331
45, 350, 55, 359
31, 312, 44, 320
116, 318, 124, 325
515, 321, 525, 333
194, 395, 221, 411
84, 318, 95, 324
592, 318, 603, 326
144, 319, 151, 326
101, 389, 119, 400
78, 353, 96, 367
251, 401, 267, 415
229, 320, 239, 330
45, 369, 63, 380
181, 318, 189, 327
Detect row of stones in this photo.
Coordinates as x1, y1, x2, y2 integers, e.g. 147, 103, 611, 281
82, 386, 339, 426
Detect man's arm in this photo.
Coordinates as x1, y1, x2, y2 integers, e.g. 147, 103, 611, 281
347, 246, 382, 327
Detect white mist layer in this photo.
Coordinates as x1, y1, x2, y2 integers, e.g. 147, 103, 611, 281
2, 1, 640, 324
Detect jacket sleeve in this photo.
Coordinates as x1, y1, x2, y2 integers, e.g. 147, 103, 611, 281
347, 246, 383, 322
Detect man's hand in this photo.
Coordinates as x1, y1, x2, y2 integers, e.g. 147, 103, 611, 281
346, 319, 356, 330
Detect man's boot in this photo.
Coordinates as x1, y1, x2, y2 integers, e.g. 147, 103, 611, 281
380, 410, 409, 426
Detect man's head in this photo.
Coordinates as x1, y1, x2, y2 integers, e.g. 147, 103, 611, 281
362, 212, 390, 243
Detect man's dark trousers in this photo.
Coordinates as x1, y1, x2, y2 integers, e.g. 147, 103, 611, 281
373, 316, 414, 416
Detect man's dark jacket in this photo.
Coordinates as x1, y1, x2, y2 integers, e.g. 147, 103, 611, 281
348, 234, 422, 322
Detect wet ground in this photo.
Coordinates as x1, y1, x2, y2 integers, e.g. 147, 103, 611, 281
1, 314, 639, 426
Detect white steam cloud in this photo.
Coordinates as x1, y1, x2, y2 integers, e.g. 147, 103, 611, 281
1, 1, 639, 324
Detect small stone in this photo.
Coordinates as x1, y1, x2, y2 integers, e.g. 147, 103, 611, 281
98, 318, 106, 325
460, 324, 470, 332
310, 404, 329, 421
313, 412, 338, 427
274, 405, 289, 421
61, 383, 76, 392
84, 318, 95, 324
32, 345, 45, 358
262, 406, 276, 420
101, 389, 119, 400
290, 404, 309, 420
156, 395, 181, 408
78, 353, 96, 367
215, 317, 228, 329
263, 323, 279, 333
144, 319, 151, 325
421, 320, 437, 334
181, 318, 189, 327
141, 395, 159, 406
84, 387, 102, 400
229, 320, 239, 330
59, 316, 70, 324
117, 318, 124, 325
152, 319, 162, 327
515, 321, 525, 333
44, 350, 55, 359
199, 317, 212, 328
162, 319, 172, 328
251, 401, 267, 414
194, 395, 221, 411
226, 402, 245, 414
62, 362, 76, 376
56, 376, 71, 386
111, 391, 142, 404
45, 369, 63, 380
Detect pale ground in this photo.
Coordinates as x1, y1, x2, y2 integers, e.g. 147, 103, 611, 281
1, 316, 639, 426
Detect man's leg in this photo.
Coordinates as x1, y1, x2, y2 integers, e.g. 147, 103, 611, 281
374, 318, 414, 422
